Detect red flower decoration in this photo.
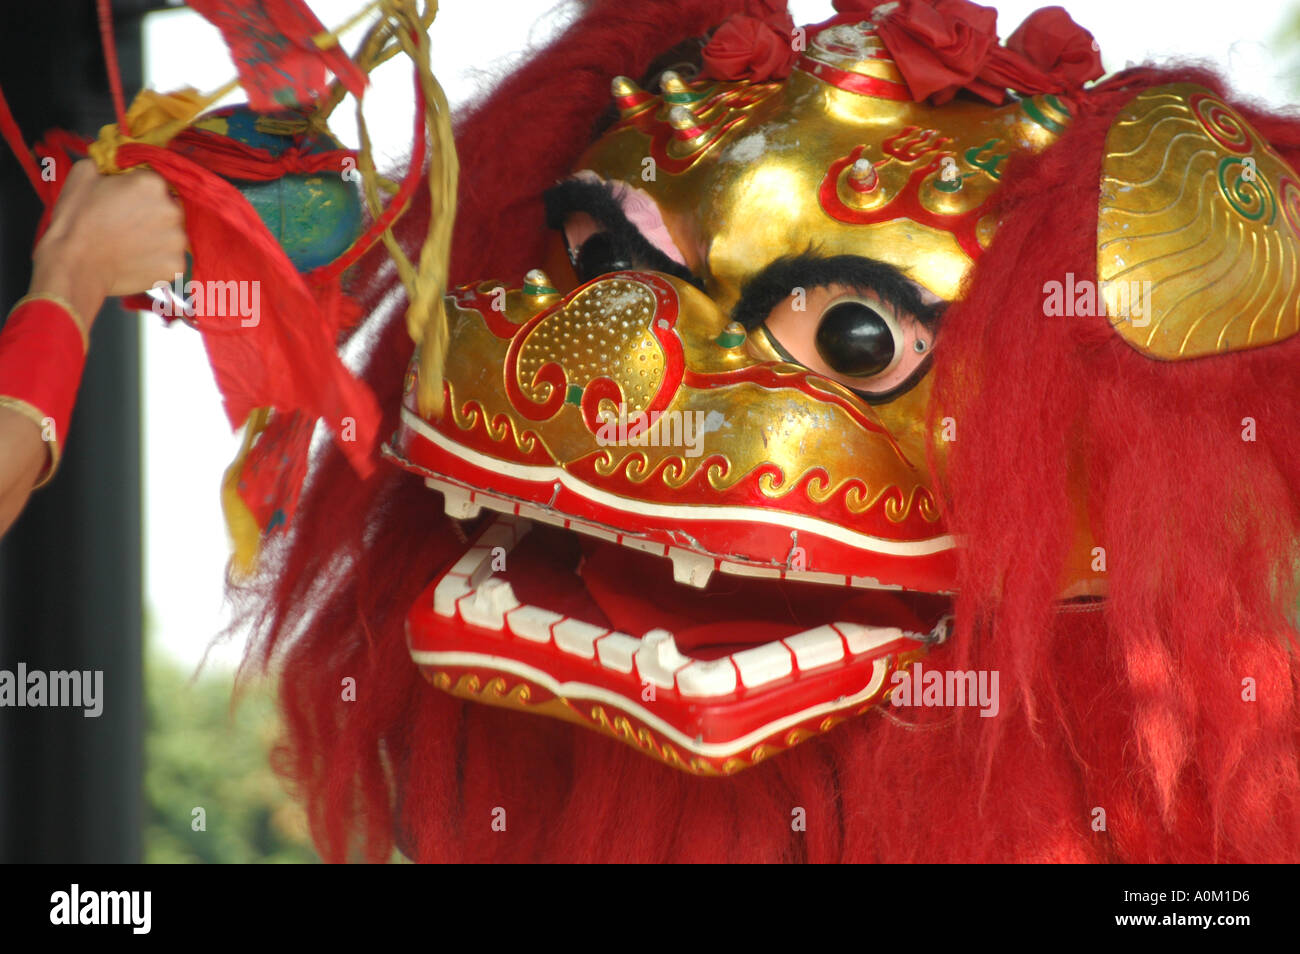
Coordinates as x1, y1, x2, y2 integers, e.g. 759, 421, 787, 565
872, 0, 1001, 103
1005, 6, 1103, 91
830, 0, 1103, 104
701, 4, 799, 83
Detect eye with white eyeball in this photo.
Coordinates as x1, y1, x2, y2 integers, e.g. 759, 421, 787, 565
755, 284, 936, 401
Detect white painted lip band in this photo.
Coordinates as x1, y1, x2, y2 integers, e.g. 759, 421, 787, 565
410, 647, 893, 758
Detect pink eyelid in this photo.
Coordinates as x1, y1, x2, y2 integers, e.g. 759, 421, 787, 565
569, 171, 688, 267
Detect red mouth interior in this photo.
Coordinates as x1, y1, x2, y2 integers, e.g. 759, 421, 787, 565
495, 522, 950, 660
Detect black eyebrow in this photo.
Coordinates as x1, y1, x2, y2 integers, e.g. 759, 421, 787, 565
542, 178, 703, 288
731, 251, 947, 330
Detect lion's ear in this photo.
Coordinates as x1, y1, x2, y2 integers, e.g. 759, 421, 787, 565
1097, 83, 1300, 359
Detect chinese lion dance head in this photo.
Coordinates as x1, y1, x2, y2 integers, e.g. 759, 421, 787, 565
238, 0, 1300, 862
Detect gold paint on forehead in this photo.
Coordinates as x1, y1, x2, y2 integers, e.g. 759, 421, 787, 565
577, 69, 1070, 308
437, 275, 938, 522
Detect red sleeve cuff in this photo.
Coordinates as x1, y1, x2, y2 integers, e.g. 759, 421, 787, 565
0, 295, 89, 487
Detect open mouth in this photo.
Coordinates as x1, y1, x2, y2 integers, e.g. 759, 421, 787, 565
387, 267, 958, 773
403, 477, 952, 776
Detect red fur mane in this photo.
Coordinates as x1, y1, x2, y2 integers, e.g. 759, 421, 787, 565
234, 4, 1300, 862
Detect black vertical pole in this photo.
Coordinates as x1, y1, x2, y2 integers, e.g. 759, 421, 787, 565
0, 0, 153, 863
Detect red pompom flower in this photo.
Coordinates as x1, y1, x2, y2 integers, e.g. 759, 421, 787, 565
701, 2, 799, 82
832, 0, 1103, 104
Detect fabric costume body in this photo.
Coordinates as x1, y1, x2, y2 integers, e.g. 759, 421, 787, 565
10, 0, 1294, 863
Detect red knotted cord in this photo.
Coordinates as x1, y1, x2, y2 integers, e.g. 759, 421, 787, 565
0, 84, 48, 198
96, 0, 131, 134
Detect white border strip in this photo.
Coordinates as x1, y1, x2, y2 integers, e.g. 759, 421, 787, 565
402, 408, 955, 557
410, 648, 890, 757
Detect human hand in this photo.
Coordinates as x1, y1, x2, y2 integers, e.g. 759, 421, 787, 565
29, 159, 187, 335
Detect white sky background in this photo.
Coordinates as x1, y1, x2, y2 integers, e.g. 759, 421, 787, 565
142, 0, 1298, 670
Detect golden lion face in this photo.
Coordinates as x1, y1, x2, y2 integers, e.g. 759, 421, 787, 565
384, 20, 1096, 773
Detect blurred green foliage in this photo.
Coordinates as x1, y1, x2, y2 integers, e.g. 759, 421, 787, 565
144, 649, 318, 864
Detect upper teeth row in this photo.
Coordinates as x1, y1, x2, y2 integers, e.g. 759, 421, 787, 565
430, 513, 931, 698
427, 477, 908, 592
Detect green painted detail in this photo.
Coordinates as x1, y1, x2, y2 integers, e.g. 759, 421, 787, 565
524, 282, 558, 296
663, 90, 705, 105
1218, 156, 1276, 224
565, 384, 584, 406
964, 139, 1010, 179
1023, 97, 1067, 134
208, 106, 364, 273
241, 175, 363, 271
1044, 93, 1071, 118
934, 174, 970, 193
715, 329, 746, 348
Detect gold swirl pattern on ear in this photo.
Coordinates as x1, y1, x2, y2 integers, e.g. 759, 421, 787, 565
1098, 83, 1300, 359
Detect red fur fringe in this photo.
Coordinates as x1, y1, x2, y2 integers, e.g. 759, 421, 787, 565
928, 66, 1300, 862
235, 2, 1300, 861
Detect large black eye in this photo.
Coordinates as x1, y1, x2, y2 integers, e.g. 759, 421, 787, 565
815, 300, 897, 377
574, 232, 633, 282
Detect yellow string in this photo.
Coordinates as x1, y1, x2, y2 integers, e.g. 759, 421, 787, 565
376, 0, 457, 419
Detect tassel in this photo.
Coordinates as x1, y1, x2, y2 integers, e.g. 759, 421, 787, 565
352, 1, 458, 419
221, 407, 272, 576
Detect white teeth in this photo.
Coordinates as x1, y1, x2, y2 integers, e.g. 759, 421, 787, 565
448, 546, 498, 589
783, 625, 846, 670
715, 560, 910, 592
449, 546, 491, 578
434, 574, 473, 617
785, 570, 847, 587
718, 560, 782, 580
594, 632, 640, 673
730, 642, 795, 688
433, 513, 532, 620
620, 537, 666, 556
507, 605, 562, 643
422, 479, 912, 593
552, 619, 608, 659
572, 522, 619, 543
517, 502, 567, 528
426, 509, 938, 699
850, 575, 903, 592
457, 577, 520, 630
676, 658, 738, 697
668, 547, 715, 589
716, 561, 850, 588
635, 628, 692, 688
428, 478, 482, 519
476, 516, 531, 551
833, 622, 906, 655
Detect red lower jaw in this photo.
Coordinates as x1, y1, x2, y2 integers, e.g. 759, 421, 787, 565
405, 514, 948, 776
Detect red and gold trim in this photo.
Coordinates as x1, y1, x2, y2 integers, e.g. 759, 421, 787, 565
420, 664, 918, 776
793, 54, 910, 100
